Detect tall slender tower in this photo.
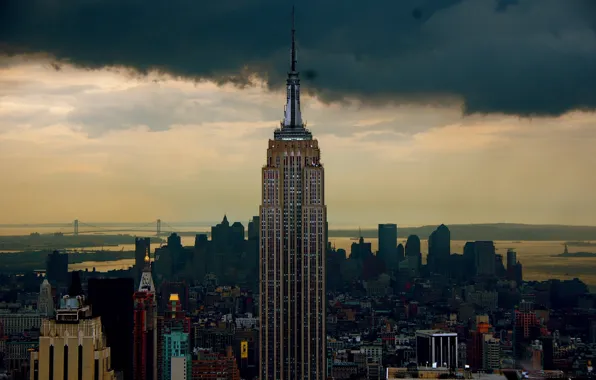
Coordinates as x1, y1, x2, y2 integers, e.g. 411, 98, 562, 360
133, 250, 158, 380
259, 8, 327, 380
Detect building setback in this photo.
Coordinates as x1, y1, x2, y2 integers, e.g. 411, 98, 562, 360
259, 8, 327, 380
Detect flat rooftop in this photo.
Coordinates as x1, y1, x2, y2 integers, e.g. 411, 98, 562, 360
416, 330, 458, 337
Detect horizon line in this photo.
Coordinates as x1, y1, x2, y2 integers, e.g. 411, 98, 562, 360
1, 221, 596, 229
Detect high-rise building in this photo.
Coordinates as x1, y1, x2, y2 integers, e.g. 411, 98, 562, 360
405, 235, 422, 274
29, 294, 115, 380
45, 250, 68, 287
378, 224, 398, 271
135, 237, 151, 284
259, 8, 327, 380
37, 278, 54, 317
133, 253, 158, 380
158, 293, 191, 380
474, 241, 496, 277
427, 225, 451, 275
162, 313, 191, 380
87, 277, 135, 379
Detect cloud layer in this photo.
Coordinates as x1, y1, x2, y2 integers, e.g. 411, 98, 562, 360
2, 0, 596, 116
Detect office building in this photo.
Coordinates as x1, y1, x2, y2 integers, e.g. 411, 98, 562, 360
87, 277, 135, 379
192, 347, 240, 380
37, 278, 54, 317
378, 224, 398, 270
259, 9, 327, 380
133, 253, 157, 380
163, 325, 191, 380
474, 241, 496, 277
415, 330, 458, 369
29, 294, 115, 380
45, 250, 68, 287
427, 225, 450, 275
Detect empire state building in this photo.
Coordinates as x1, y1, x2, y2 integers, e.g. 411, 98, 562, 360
259, 9, 327, 380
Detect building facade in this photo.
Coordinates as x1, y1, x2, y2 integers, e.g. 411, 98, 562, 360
133, 253, 158, 380
163, 329, 191, 380
38, 279, 54, 317
259, 9, 327, 380
416, 330, 458, 369
29, 294, 115, 380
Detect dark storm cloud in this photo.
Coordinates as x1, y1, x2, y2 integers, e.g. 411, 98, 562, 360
1, 0, 596, 116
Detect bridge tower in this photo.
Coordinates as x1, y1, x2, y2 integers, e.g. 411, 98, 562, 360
156, 219, 161, 236
74, 219, 79, 236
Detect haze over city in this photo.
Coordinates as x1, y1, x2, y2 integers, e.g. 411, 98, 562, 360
1, 0, 596, 226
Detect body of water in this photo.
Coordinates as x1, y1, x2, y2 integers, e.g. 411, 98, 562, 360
2, 227, 595, 285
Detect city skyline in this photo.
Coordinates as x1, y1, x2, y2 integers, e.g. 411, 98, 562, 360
1, 0, 596, 226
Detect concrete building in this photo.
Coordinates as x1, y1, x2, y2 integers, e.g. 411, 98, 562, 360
416, 330, 458, 369
0, 311, 41, 336
483, 336, 501, 370
133, 252, 158, 380
192, 347, 240, 380
378, 224, 398, 269
37, 279, 54, 317
163, 328, 190, 380
29, 294, 114, 380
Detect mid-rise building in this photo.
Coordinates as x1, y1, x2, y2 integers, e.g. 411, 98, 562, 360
192, 347, 240, 380
483, 336, 501, 370
163, 327, 191, 380
0, 311, 41, 336
415, 330, 458, 369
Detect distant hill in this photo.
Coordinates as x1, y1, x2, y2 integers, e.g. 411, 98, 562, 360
328, 223, 596, 241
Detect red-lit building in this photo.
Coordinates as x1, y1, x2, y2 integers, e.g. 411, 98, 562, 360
467, 322, 492, 371
192, 346, 240, 380
133, 253, 157, 380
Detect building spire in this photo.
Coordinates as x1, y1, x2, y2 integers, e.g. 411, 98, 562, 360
274, 6, 312, 140
280, 6, 304, 131
291, 5, 297, 73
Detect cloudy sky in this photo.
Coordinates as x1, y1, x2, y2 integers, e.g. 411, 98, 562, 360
1, 0, 596, 226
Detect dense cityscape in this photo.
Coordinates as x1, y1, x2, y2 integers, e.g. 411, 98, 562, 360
2, 5, 596, 380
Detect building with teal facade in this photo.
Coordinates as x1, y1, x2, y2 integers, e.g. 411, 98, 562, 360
162, 328, 191, 380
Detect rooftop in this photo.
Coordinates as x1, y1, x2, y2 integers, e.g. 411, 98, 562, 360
416, 330, 458, 337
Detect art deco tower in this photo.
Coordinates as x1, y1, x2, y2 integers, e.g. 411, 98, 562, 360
259, 8, 327, 380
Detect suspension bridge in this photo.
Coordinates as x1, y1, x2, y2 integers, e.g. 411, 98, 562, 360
54, 219, 176, 236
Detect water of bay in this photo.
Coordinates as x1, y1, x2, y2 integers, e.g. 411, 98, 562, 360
2, 227, 595, 286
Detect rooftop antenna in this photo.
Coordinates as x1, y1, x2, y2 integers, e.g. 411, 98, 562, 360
291, 5, 297, 72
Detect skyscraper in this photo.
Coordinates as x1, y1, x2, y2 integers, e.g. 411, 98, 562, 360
259, 8, 327, 380
427, 224, 451, 275
29, 294, 115, 380
37, 278, 54, 317
87, 277, 135, 379
133, 253, 157, 380
378, 223, 398, 271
